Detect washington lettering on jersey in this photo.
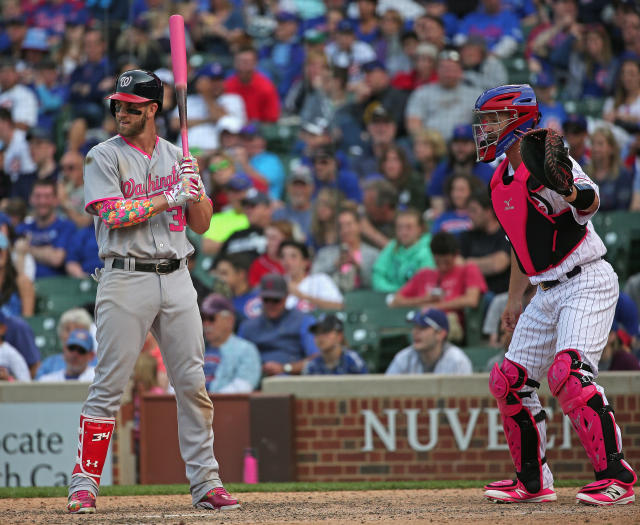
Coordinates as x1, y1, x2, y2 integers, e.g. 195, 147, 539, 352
120, 168, 180, 198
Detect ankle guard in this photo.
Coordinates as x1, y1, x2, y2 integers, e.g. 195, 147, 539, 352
71, 414, 115, 486
548, 349, 635, 483
489, 359, 547, 493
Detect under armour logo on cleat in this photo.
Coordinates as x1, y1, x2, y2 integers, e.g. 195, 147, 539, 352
85, 460, 98, 468
604, 486, 623, 499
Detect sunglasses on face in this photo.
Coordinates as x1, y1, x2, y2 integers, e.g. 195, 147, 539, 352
209, 159, 231, 172
313, 157, 331, 165
262, 297, 283, 304
61, 164, 80, 171
202, 314, 217, 323
67, 345, 89, 354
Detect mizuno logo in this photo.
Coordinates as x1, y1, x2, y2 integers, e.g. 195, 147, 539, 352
504, 198, 515, 211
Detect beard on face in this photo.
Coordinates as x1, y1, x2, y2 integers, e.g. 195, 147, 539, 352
117, 111, 148, 137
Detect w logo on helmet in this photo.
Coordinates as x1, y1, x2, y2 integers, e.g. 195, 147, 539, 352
119, 75, 132, 87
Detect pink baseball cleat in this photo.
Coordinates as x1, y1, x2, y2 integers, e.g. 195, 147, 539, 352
67, 490, 96, 513
195, 487, 240, 510
484, 479, 557, 503
576, 479, 635, 506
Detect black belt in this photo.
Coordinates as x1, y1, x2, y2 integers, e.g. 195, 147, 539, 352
539, 265, 582, 291
111, 258, 181, 275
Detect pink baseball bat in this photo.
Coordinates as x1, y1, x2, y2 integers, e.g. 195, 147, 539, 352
169, 14, 189, 157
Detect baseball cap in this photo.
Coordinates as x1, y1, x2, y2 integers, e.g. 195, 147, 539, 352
276, 11, 299, 23
0, 232, 8, 250
240, 123, 260, 136
201, 293, 235, 316
311, 144, 336, 160
438, 49, 461, 63
226, 173, 253, 191
218, 115, 243, 134
260, 273, 288, 299
408, 308, 449, 332
301, 117, 330, 136
531, 70, 554, 88
337, 20, 355, 33
6, 15, 26, 26
27, 126, 54, 142
196, 62, 226, 81
310, 313, 344, 334
304, 28, 327, 44
361, 60, 387, 73
242, 187, 271, 206
21, 28, 48, 52
451, 124, 474, 142
66, 329, 94, 353
289, 164, 313, 184
563, 114, 588, 134
461, 35, 487, 49
365, 104, 394, 125
415, 42, 438, 59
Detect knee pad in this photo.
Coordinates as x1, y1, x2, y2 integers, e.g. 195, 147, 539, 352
71, 414, 115, 486
548, 350, 634, 482
489, 359, 547, 493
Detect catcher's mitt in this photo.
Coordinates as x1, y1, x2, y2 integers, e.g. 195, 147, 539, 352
519, 128, 573, 196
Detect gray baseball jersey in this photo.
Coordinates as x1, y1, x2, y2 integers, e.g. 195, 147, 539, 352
84, 135, 194, 259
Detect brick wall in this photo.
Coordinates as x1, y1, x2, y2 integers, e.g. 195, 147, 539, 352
294, 394, 640, 482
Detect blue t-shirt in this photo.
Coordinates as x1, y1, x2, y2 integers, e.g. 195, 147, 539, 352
69, 57, 113, 105
303, 348, 368, 375
233, 290, 262, 324
203, 345, 222, 390
456, 8, 522, 51
272, 206, 312, 240
5, 314, 40, 367
428, 161, 493, 197
250, 151, 285, 200
16, 216, 77, 278
313, 169, 363, 202
431, 210, 473, 236
538, 102, 567, 131
66, 223, 102, 274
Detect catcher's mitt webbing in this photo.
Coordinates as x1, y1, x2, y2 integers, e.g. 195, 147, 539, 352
520, 128, 573, 196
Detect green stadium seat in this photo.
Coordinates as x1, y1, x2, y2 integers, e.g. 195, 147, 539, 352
591, 211, 640, 282
463, 345, 503, 373
25, 313, 61, 358
35, 277, 97, 315
563, 97, 605, 119
502, 56, 530, 85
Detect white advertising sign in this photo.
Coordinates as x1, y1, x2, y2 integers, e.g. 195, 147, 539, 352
0, 403, 112, 487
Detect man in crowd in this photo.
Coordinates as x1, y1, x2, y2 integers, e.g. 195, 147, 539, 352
37, 328, 95, 382
0, 108, 36, 201
213, 253, 262, 324
360, 178, 398, 249
310, 145, 362, 203
239, 274, 319, 376
303, 313, 368, 375
271, 165, 314, 240
237, 123, 285, 200
0, 57, 38, 130
200, 294, 261, 393
0, 311, 31, 381
385, 308, 473, 374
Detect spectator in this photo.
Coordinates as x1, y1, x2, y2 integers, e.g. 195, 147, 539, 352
224, 46, 280, 123
309, 187, 344, 251
202, 172, 251, 255
375, 8, 411, 76
271, 167, 314, 240
531, 70, 567, 132
238, 123, 285, 200
0, 107, 36, 202
391, 231, 488, 343
54, 13, 86, 77
32, 58, 69, 133
325, 20, 376, 84
0, 311, 30, 381
360, 178, 398, 249
0, 57, 38, 130
65, 223, 101, 279
310, 145, 362, 203
57, 150, 91, 228
238, 273, 319, 376
431, 173, 481, 236
2, 309, 39, 378
619, 7, 640, 59
374, 143, 425, 210
460, 35, 508, 92
201, 293, 262, 393
18, 27, 50, 84
194, 0, 245, 64
455, 0, 523, 59
36, 307, 95, 379
66, 29, 114, 152
258, 11, 305, 100
283, 49, 333, 121
354, 0, 381, 44
405, 49, 480, 140
562, 114, 590, 166
584, 127, 634, 211
248, 220, 292, 288
27, 127, 59, 184
0, 15, 28, 61
413, 14, 447, 52
385, 308, 473, 374
603, 57, 640, 134
391, 42, 438, 92
14, 180, 76, 278
217, 188, 271, 263
303, 313, 368, 375
616, 291, 640, 353
428, 124, 493, 217
372, 208, 435, 293
114, 17, 164, 72
0, 231, 34, 317
293, 116, 335, 162
460, 191, 511, 295
412, 128, 447, 203
214, 253, 262, 323
37, 328, 95, 382
599, 323, 640, 371
171, 62, 247, 155
421, 0, 459, 39
312, 206, 380, 292
280, 240, 343, 312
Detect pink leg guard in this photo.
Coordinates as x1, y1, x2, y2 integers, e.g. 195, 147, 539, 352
71, 414, 115, 487
549, 350, 636, 484
489, 358, 547, 493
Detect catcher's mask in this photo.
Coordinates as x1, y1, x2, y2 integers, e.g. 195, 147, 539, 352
473, 84, 540, 163
105, 69, 163, 117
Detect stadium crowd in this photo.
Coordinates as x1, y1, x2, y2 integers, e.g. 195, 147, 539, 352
0, 0, 639, 389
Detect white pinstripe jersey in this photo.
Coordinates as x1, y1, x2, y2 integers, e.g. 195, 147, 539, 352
505, 157, 607, 284
83, 135, 195, 260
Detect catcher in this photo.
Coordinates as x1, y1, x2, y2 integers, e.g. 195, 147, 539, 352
473, 84, 636, 505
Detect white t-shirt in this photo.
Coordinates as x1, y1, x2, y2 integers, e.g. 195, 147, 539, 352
285, 273, 344, 312
385, 343, 473, 375
0, 84, 38, 127
0, 341, 31, 381
37, 366, 95, 382
3, 129, 36, 179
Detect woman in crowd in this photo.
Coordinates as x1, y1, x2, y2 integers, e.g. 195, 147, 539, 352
412, 128, 447, 210
430, 173, 481, 236
604, 58, 640, 133
248, 220, 293, 287
584, 127, 634, 211
374, 144, 424, 210
0, 232, 34, 318
309, 187, 344, 251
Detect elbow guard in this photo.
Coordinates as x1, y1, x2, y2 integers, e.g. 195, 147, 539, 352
568, 183, 596, 210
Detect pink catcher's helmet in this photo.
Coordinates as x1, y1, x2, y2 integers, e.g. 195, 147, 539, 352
473, 84, 540, 162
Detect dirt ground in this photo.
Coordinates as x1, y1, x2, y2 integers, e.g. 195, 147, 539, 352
1, 489, 638, 525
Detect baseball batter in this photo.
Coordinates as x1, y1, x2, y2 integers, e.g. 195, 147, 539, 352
473, 84, 636, 506
66, 70, 239, 513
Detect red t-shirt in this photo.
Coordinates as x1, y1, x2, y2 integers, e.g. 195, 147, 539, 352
224, 72, 280, 123
248, 254, 285, 287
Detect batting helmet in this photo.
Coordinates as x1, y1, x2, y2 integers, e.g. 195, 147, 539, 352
472, 84, 539, 163
106, 69, 163, 116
